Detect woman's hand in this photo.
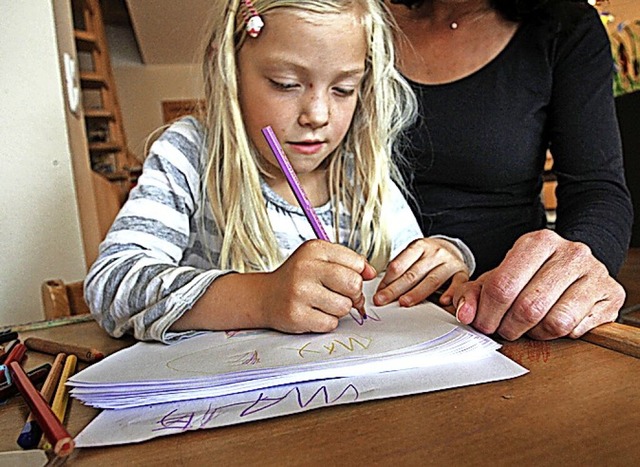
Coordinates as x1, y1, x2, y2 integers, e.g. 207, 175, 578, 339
454, 230, 626, 340
373, 238, 470, 308
259, 240, 377, 333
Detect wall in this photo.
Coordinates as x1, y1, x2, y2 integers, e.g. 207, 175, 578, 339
602, 0, 639, 20
106, 20, 203, 162
113, 64, 202, 162
0, 1, 88, 326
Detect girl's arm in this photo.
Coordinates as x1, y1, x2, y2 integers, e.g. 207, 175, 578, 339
85, 118, 376, 341
170, 240, 377, 335
84, 118, 228, 343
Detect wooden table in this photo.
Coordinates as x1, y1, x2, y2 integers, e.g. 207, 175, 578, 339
1, 321, 638, 466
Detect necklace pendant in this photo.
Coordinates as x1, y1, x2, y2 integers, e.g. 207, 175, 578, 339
450, 21, 459, 30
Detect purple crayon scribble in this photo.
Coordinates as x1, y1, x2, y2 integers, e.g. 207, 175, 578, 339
152, 383, 360, 432
349, 309, 381, 325
240, 384, 360, 417
153, 409, 195, 432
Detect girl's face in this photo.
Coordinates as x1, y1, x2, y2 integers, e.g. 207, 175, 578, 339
237, 8, 367, 181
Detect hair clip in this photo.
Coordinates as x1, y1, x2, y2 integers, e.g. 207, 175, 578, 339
240, 0, 264, 38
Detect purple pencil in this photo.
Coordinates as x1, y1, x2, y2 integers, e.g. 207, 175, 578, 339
261, 126, 367, 319
261, 126, 330, 241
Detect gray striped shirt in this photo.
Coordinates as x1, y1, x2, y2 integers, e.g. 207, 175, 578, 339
85, 117, 474, 343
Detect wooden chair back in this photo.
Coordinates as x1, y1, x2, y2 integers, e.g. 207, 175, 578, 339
41, 279, 90, 320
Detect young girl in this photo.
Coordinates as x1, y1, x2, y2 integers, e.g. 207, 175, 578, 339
85, 0, 475, 343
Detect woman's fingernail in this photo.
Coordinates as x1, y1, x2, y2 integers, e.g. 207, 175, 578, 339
455, 297, 466, 322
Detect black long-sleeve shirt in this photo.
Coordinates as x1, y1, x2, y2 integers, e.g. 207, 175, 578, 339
399, 2, 633, 277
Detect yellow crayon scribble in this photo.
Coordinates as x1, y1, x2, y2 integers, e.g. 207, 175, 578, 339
291, 335, 373, 358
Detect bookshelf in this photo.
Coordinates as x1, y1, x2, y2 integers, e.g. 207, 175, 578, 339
71, 0, 140, 191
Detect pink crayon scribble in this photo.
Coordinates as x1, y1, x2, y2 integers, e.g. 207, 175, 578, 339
227, 350, 260, 365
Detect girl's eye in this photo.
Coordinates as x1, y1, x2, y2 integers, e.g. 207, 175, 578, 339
333, 87, 356, 97
269, 79, 298, 91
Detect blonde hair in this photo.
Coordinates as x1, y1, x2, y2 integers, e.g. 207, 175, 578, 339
200, 0, 416, 272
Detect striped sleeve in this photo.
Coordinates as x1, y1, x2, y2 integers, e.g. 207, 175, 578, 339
84, 118, 228, 343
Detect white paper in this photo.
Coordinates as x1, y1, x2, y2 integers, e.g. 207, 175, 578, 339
70, 278, 528, 446
75, 350, 527, 447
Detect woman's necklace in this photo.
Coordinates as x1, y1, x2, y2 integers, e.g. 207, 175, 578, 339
449, 8, 493, 30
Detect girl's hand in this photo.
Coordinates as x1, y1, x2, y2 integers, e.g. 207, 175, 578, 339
373, 238, 469, 308
259, 240, 377, 333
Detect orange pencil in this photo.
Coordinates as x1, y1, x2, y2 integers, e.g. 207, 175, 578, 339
24, 337, 104, 363
8, 361, 74, 458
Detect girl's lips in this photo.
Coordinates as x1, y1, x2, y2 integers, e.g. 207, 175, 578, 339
288, 141, 326, 155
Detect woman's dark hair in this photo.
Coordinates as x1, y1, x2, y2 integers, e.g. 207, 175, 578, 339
389, 0, 588, 22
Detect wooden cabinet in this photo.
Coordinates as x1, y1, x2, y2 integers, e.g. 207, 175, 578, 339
542, 151, 557, 227
71, 0, 140, 194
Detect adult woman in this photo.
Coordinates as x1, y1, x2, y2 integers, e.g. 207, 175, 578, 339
380, 0, 633, 340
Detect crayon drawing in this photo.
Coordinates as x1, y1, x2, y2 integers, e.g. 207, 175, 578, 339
286, 335, 373, 358
152, 383, 360, 433
228, 350, 260, 366
349, 308, 382, 325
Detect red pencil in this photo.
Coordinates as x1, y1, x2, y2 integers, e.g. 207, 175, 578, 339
0, 339, 21, 364
1, 342, 26, 383
8, 361, 75, 458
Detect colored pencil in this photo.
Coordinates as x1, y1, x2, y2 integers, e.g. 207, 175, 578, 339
8, 361, 75, 458
24, 337, 104, 363
0, 330, 18, 344
0, 339, 19, 364
0, 363, 50, 401
1, 342, 27, 383
261, 125, 368, 319
17, 353, 66, 449
50, 354, 77, 421
0, 314, 94, 333
41, 355, 77, 451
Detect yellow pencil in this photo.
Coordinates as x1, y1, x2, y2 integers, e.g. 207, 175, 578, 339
40, 354, 77, 451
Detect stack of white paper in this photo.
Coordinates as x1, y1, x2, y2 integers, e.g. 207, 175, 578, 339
70, 280, 529, 447
69, 280, 521, 411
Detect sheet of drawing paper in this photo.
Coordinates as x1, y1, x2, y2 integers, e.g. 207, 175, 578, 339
70, 277, 507, 408
71, 326, 499, 409
74, 350, 527, 447
71, 300, 460, 385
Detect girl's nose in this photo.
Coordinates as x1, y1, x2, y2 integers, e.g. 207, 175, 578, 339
298, 91, 329, 129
